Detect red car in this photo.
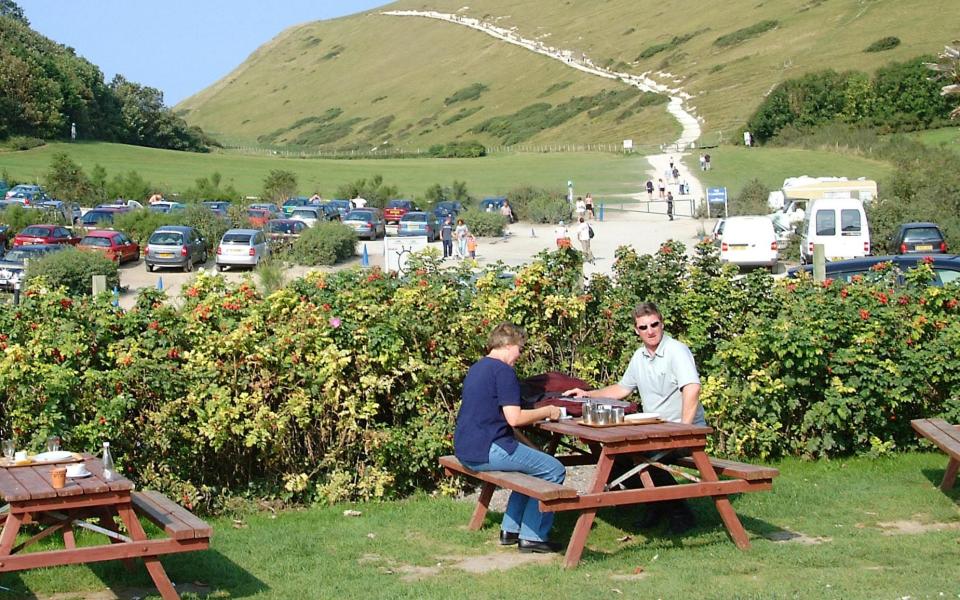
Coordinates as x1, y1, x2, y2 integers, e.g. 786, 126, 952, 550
13, 224, 81, 247
247, 208, 275, 228
383, 199, 418, 225
78, 230, 141, 264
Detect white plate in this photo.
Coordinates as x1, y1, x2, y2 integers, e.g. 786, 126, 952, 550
67, 468, 92, 478
32, 450, 74, 463
625, 412, 660, 422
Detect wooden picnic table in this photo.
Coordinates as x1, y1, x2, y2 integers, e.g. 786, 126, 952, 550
445, 420, 777, 568
0, 455, 210, 599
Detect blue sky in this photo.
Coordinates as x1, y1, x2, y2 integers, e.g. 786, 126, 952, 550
18, 0, 387, 106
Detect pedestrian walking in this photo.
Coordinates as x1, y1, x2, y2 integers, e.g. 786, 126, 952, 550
440, 216, 454, 259
658, 179, 666, 199
672, 167, 680, 183
467, 233, 478, 259
704, 154, 711, 171
576, 217, 594, 263
666, 191, 674, 221
554, 221, 570, 248
584, 193, 595, 220
646, 180, 654, 201
575, 197, 586, 220
699, 154, 706, 172
455, 219, 469, 259
669, 156, 675, 171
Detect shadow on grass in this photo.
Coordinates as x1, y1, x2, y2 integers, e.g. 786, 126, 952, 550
0, 548, 267, 599
920, 467, 959, 502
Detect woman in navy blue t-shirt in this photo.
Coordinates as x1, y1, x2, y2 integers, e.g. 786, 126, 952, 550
453, 322, 566, 553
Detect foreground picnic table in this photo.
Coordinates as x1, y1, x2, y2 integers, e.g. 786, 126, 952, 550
911, 418, 960, 491
0, 455, 210, 599
442, 420, 778, 568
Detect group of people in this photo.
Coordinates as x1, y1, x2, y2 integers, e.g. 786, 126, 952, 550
454, 303, 703, 552
553, 214, 595, 263
440, 216, 476, 260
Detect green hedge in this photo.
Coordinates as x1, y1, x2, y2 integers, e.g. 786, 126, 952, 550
25, 247, 119, 295
459, 209, 506, 237
287, 221, 357, 266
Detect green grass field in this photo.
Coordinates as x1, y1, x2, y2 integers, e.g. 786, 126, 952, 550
910, 126, 960, 152
0, 141, 900, 204
1, 453, 956, 599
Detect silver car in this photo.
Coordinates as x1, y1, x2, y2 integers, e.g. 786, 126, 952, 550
216, 228, 270, 271
145, 226, 207, 272
289, 207, 323, 228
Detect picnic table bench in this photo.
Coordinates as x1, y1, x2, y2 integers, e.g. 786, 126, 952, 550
442, 420, 778, 567
911, 418, 960, 491
0, 455, 211, 599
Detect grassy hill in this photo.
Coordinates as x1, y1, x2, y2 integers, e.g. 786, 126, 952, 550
177, 0, 953, 150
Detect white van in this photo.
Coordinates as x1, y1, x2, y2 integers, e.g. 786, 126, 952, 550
717, 216, 779, 269
799, 198, 870, 263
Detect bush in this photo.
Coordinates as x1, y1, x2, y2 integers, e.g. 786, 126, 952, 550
427, 141, 486, 158
864, 36, 900, 53
178, 204, 232, 251
25, 247, 118, 295
459, 209, 506, 237
111, 209, 176, 246
729, 179, 771, 216
713, 20, 779, 47
0, 204, 58, 237
444, 83, 488, 106
505, 186, 570, 223
288, 221, 356, 266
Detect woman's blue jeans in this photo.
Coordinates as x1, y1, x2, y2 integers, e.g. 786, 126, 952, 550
462, 443, 566, 542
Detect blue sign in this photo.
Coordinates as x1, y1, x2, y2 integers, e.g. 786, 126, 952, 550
707, 187, 728, 204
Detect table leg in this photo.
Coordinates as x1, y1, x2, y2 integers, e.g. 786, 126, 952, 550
99, 507, 135, 571
0, 512, 23, 556
942, 457, 959, 492
61, 511, 76, 550
690, 451, 751, 550
469, 483, 495, 530
116, 504, 179, 600
564, 449, 615, 569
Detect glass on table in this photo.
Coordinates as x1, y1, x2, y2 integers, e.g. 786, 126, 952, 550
2, 439, 14, 460
46, 435, 61, 452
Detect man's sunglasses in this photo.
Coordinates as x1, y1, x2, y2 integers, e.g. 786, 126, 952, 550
635, 321, 661, 332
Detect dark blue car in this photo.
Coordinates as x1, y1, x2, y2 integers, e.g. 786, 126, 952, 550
788, 254, 960, 287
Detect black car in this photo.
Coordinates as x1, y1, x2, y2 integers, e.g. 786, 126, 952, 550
432, 201, 462, 220
887, 222, 948, 255
788, 254, 960, 286
0, 244, 69, 290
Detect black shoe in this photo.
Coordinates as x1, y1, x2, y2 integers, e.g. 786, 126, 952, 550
634, 506, 666, 530
499, 530, 519, 545
518, 539, 563, 553
668, 507, 696, 535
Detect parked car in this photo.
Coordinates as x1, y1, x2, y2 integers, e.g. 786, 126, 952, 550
432, 201, 462, 220
216, 229, 270, 271
716, 216, 779, 269
99, 199, 144, 210
5, 184, 42, 201
0, 244, 69, 290
144, 226, 207, 272
249, 202, 281, 213
265, 219, 307, 237
288, 207, 325, 228
479, 197, 507, 212
327, 199, 353, 218
149, 201, 187, 214
201, 201, 232, 213
0, 180, 7, 197
316, 203, 342, 222
887, 222, 948, 255
0, 224, 9, 251
282, 196, 312, 216
799, 197, 870, 264
384, 199, 418, 224
343, 209, 386, 240
78, 230, 141, 264
247, 208, 277, 228
6, 189, 49, 206
788, 254, 960, 287
80, 207, 130, 228
34, 200, 75, 224
13, 225, 81, 247
398, 211, 440, 241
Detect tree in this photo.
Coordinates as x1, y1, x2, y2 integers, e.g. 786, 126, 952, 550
262, 170, 298, 204
334, 175, 399, 209
107, 170, 150, 202
185, 171, 238, 201
89, 164, 108, 203
0, 0, 28, 25
45, 152, 92, 202
927, 42, 960, 119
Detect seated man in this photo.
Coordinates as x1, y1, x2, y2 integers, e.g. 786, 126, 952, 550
565, 301, 704, 533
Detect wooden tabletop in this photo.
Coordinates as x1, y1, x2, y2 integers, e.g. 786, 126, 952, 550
535, 420, 713, 443
0, 455, 132, 503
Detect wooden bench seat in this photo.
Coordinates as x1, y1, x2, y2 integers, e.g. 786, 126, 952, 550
671, 456, 780, 481
911, 418, 960, 491
439, 455, 578, 501
132, 491, 213, 541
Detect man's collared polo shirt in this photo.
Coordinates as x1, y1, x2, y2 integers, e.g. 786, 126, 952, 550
618, 334, 705, 425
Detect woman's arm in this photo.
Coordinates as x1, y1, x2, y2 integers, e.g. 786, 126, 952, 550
502, 404, 560, 427
563, 383, 632, 400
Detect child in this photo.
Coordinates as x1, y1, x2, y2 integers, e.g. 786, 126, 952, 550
466, 234, 478, 259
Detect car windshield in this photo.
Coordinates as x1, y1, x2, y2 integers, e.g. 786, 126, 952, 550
149, 232, 184, 245
387, 200, 410, 209
268, 222, 294, 233
402, 214, 427, 222
81, 237, 111, 247
20, 226, 52, 237
903, 227, 943, 242
222, 233, 254, 245
3, 249, 44, 261
83, 211, 113, 223
291, 210, 317, 218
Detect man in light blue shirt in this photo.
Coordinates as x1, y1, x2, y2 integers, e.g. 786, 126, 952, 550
564, 301, 703, 533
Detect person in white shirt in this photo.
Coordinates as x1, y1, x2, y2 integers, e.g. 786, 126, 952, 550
576, 217, 594, 263
554, 221, 569, 248
575, 197, 586, 219
353, 196, 367, 209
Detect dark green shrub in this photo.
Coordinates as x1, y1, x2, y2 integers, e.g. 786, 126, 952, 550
713, 20, 779, 47
0, 204, 59, 236
441, 107, 483, 126
25, 247, 118, 295
864, 36, 900, 53
427, 141, 487, 158
459, 209, 506, 237
730, 179, 771, 216
179, 205, 232, 251
506, 186, 569, 223
444, 83, 488, 106
288, 221, 356, 265
111, 209, 176, 245
637, 31, 702, 59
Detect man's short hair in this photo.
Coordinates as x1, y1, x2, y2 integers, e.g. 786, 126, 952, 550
632, 302, 662, 321
486, 322, 526, 352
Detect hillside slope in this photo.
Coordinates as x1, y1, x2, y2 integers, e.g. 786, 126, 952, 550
178, 0, 953, 148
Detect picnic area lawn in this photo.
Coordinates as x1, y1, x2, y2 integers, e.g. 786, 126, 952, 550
1, 452, 957, 599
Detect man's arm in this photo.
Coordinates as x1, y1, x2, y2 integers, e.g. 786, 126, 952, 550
502, 404, 561, 427
680, 383, 701, 424
562, 383, 632, 400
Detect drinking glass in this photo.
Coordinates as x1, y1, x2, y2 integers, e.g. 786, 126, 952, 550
46, 436, 61, 452
2, 440, 14, 460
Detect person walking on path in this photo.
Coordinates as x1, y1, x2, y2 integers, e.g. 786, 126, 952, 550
467, 233, 478, 259
454, 322, 566, 553
646, 180, 654, 201
576, 217, 594, 263
666, 191, 674, 221
699, 154, 706, 172
575, 197, 586, 220
455, 218, 469, 259
563, 302, 704, 534
440, 216, 454, 259
658, 179, 666, 199
584, 193, 595, 220
704, 153, 711, 171
554, 221, 570, 248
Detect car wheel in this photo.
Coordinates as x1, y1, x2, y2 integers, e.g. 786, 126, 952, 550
134, 252, 141, 262
146, 263, 155, 272
183, 258, 194, 273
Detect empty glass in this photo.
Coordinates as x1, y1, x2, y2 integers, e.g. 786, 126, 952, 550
46, 436, 61, 452
2, 439, 14, 460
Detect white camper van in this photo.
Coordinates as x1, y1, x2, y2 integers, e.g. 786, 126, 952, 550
799, 198, 870, 263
